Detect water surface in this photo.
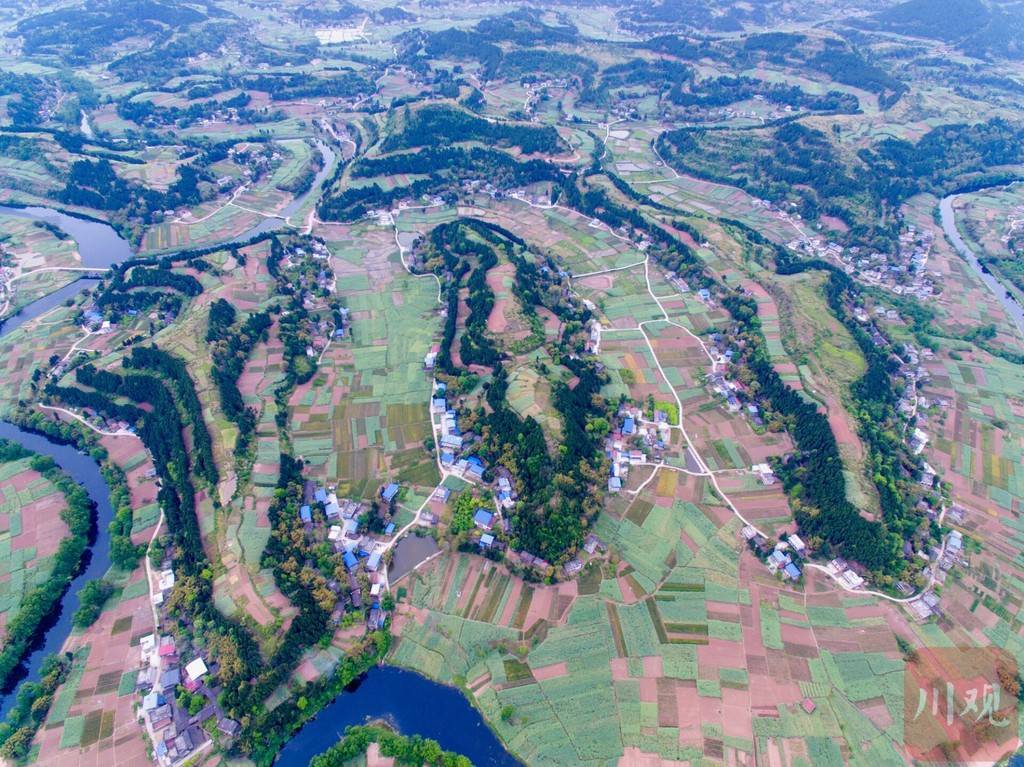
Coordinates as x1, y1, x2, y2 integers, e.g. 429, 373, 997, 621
275, 666, 521, 766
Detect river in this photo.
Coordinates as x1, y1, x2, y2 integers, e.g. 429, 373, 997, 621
0, 421, 115, 718
79, 111, 95, 141
0, 202, 133, 713
275, 666, 521, 766
0, 278, 100, 337
0, 205, 132, 269
939, 191, 1024, 339
233, 138, 338, 241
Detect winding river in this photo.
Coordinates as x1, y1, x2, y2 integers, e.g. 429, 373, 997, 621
0, 204, 131, 333
0, 421, 115, 718
233, 138, 338, 241
940, 189, 1024, 339
0, 205, 128, 716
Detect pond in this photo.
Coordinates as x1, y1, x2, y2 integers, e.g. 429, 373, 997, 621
388, 534, 440, 584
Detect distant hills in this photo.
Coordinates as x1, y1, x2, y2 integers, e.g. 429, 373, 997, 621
857, 0, 1024, 59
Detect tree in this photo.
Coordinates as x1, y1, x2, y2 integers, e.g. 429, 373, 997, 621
450, 491, 477, 535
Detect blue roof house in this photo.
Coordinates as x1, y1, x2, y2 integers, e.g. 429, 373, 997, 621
300, 505, 312, 523
343, 551, 359, 571
382, 483, 400, 503
314, 488, 328, 503
623, 417, 635, 435
473, 509, 494, 529
784, 562, 802, 580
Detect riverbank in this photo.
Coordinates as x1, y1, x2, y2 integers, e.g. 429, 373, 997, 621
940, 190, 1024, 340
0, 422, 115, 719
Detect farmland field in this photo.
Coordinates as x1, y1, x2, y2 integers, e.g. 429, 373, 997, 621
0, 454, 69, 636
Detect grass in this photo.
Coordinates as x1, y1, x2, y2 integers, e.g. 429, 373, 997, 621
606, 603, 627, 657
503, 658, 535, 683
772, 270, 877, 510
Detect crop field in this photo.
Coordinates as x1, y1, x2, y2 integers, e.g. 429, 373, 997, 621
118, 146, 188, 190
141, 204, 263, 254
0, 213, 82, 316
916, 352, 1024, 517
577, 268, 665, 329
27, 432, 157, 767
393, 492, 907, 766
505, 364, 561, 437
2, 3, 1024, 764
598, 333, 675, 404
599, 123, 799, 242
459, 196, 645, 275
0, 456, 68, 633
770, 270, 876, 508
288, 223, 439, 499
0, 300, 90, 419
0, 157, 59, 198
953, 183, 1024, 302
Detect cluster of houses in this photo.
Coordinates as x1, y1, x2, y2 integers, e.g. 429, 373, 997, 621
506, 533, 607, 579
750, 463, 777, 486
786, 223, 938, 302
695, 95, 798, 124
517, 77, 571, 121
1003, 202, 1024, 245
708, 368, 760, 426
80, 306, 115, 334
896, 347, 936, 422
665, 271, 690, 295
151, 563, 175, 608
137, 633, 239, 766
307, 309, 348, 356
902, 525, 967, 620
0, 250, 18, 317
851, 304, 898, 349
429, 380, 504, 489
265, 240, 347, 357
821, 557, 867, 591
79, 292, 180, 333
893, 347, 952, 490
742, 526, 806, 581
471, 507, 497, 550
300, 480, 388, 629
703, 331, 764, 426
605, 406, 666, 493
223, 143, 285, 184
